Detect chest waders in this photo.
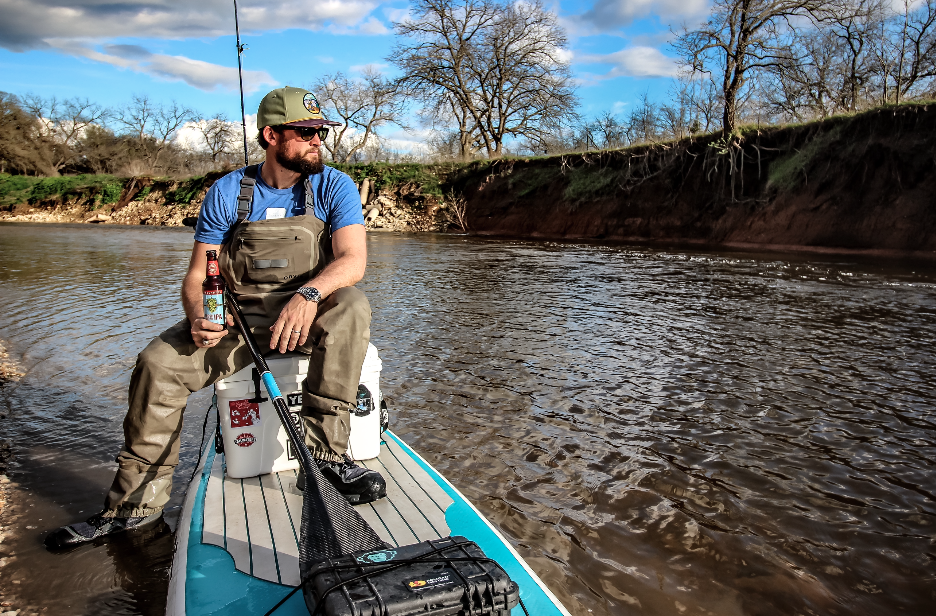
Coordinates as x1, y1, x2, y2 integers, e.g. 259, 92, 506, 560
216, 164, 373, 461
219, 164, 334, 316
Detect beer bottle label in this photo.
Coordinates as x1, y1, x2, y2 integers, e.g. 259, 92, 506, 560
207, 260, 220, 276
203, 290, 225, 325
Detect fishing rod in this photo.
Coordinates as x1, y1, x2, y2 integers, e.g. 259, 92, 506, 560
233, 0, 249, 166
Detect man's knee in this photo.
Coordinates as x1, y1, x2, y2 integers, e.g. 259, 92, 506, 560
136, 320, 194, 377
329, 286, 370, 315
319, 287, 371, 332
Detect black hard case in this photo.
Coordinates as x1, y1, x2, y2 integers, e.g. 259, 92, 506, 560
302, 536, 520, 616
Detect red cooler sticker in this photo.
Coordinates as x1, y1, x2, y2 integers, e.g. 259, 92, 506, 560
230, 400, 260, 427
234, 433, 256, 447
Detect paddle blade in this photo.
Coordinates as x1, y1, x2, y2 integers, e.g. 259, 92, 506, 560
298, 462, 387, 576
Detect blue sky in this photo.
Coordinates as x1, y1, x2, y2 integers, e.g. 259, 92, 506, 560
0, 0, 711, 151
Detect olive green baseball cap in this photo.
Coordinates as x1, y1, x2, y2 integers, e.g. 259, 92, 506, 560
257, 86, 340, 129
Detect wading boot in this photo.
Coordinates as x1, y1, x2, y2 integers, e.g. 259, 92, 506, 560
44, 510, 163, 549
297, 455, 387, 504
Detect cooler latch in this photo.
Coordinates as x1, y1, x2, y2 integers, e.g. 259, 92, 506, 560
250, 368, 268, 403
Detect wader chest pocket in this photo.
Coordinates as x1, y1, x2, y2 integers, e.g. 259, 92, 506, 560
237, 235, 312, 284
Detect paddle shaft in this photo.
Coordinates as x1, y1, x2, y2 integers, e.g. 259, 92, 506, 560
225, 290, 315, 476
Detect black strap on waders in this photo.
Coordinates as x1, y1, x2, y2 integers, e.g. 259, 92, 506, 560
236, 164, 259, 223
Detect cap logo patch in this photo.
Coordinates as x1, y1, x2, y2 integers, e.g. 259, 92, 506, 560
303, 93, 320, 114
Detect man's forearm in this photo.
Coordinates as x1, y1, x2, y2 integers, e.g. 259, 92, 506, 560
181, 274, 205, 323
303, 253, 365, 298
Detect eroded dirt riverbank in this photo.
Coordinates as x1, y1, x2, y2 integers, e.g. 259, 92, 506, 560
3, 104, 935, 255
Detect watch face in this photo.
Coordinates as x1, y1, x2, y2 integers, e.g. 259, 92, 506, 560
299, 287, 321, 302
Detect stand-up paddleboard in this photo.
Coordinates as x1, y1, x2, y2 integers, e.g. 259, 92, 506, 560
166, 429, 572, 616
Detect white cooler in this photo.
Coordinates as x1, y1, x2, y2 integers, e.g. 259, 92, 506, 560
216, 343, 383, 479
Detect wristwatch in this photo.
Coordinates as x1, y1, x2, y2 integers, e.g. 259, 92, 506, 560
295, 286, 322, 303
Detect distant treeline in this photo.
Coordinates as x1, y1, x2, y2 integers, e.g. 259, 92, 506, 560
0, 92, 260, 178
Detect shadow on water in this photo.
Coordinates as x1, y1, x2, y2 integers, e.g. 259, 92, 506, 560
1, 224, 936, 615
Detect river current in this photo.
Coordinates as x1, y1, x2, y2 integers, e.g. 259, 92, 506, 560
0, 223, 934, 615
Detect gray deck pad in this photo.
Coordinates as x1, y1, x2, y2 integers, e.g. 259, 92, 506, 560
202, 438, 455, 585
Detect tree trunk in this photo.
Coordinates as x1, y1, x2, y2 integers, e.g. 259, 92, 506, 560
723, 92, 738, 134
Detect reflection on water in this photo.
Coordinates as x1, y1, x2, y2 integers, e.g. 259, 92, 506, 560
1, 223, 935, 615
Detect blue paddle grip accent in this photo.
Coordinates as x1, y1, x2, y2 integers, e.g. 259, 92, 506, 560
260, 371, 282, 399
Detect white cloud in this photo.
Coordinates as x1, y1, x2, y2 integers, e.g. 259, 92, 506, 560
176, 114, 258, 151
349, 62, 390, 75
0, 0, 382, 51
316, 56, 336, 64
0, 1, 387, 93
571, 0, 708, 33
383, 7, 410, 24
581, 46, 679, 79
554, 47, 575, 65
379, 127, 431, 156
612, 100, 627, 113
356, 16, 391, 35
51, 41, 278, 93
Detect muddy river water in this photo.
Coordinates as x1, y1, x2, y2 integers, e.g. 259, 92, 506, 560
0, 223, 934, 616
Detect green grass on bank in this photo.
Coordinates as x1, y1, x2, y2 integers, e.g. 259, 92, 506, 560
0, 174, 126, 209
164, 175, 208, 204
332, 162, 465, 198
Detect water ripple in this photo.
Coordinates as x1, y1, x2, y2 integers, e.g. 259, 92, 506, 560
1, 225, 935, 615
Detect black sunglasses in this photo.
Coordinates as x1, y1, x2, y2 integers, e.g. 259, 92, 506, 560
284, 126, 329, 141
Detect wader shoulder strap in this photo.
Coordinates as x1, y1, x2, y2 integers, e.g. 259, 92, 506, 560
236, 164, 260, 223
303, 176, 331, 240
303, 175, 315, 214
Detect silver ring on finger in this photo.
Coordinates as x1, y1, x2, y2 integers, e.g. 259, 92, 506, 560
291, 330, 301, 335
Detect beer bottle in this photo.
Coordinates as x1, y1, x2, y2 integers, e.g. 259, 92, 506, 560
203, 250, 226, 325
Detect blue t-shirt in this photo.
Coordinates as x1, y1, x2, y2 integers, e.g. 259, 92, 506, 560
194, 164, 364, 245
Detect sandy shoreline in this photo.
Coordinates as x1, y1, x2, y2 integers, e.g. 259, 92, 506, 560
0, 341, 30, 616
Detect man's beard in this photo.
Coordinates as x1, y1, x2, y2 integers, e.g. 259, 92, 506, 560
276, 147, 324, 176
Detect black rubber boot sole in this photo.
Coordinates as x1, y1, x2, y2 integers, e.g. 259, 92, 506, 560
44, 511, 163, 550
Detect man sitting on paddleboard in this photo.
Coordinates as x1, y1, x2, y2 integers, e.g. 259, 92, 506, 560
47, 86, 386, 548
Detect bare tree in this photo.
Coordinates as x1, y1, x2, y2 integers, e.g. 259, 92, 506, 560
116, 95, 195, 173
811, 0, 886, 111
889, 0, 936, 102
762, 27, 844, 119
312, 68, 405, 163
20, 95, 108, 174
675, 0, 828, 133
680, 74, 723, 133
392, 0, 578, 158
659, 100, 691, 140
627, 93, 661, 144
593, 111, 628, 149
195, 114, 235, 163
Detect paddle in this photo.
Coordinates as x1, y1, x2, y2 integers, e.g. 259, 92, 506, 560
224, 290, 386, 570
